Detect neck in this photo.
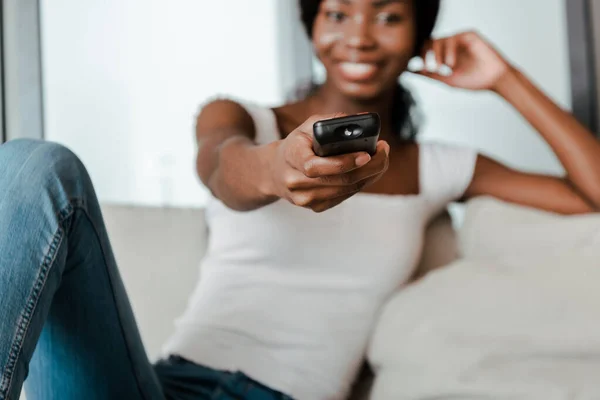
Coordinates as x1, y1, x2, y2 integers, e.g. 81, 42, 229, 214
306, 81, 398, 142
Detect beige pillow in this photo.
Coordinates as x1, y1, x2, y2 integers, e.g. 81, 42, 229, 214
368, 253, 600, 400
459, 196, 600, 261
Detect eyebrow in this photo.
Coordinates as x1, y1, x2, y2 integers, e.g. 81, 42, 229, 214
372, 0, 406, 7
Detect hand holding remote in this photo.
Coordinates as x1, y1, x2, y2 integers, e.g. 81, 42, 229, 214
263, 113, 390, 213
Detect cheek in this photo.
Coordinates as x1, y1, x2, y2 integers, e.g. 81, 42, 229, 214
379, 29, 417, 72
312, 15, 344, 58
317, 31, 344, 48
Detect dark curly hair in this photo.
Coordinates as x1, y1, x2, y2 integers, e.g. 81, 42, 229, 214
298, 0, 441, 140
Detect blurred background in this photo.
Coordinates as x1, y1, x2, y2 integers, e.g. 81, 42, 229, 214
4, 1, 600, 398
3, 0, 598, 209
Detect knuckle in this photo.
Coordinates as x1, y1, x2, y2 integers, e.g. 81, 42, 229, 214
335, 160, 350, 173
291, 129, 310, 142
303, 160, 319, 178
283, 145, 295, 162
284, 173, 302, 189
340, 173, 354, 185
337, 175, 349, 185
318, 175, 334, 185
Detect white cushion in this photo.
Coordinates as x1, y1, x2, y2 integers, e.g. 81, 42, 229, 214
368, 198, 600, 399
368, 254, 600, 399
459, 196, 600, 261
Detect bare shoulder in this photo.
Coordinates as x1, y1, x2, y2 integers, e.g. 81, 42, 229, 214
195, 99, 256, 140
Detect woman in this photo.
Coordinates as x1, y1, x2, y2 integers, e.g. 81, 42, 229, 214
1, 0, 600, 399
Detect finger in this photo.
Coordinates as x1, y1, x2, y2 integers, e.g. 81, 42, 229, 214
413, 69, 452, 84
432, 39, 444, 69
349, 140, 389, 179
420, 40, 433, 61
309, 163, 389, 212
444, 36, 457, 68
284, 125, 371, 177
460, 30, 479, 44
372, 139, 390, 161
310, 173, 380, 212
316, 140, 389, 185
290, 140, 388, 189
311, 193, 355, 213
290, 148, 371, 178
291, 181, 366, 208
360, 167, 386, 188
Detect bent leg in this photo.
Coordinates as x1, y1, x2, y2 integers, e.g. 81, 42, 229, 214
0, 139, 163, 400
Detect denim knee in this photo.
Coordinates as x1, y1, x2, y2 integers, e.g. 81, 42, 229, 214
0, 139, 92, 203
2, 138, 80, 170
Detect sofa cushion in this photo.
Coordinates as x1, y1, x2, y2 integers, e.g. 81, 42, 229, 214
367, 197, 600, 399
101, 204, 208, 360
368, 254, 600, 399
459, 196, 600, 261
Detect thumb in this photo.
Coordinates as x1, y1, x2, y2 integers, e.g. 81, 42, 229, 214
300, 112, 348, 137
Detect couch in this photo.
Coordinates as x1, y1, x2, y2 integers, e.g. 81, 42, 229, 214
99, 197, 600, 399
100, 201, 459, 400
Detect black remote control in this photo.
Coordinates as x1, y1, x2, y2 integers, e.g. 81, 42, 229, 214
312, 113, 380, 157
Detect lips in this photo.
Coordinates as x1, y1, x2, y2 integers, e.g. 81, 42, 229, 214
337, 62, 379, 82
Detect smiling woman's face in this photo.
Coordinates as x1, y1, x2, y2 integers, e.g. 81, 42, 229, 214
312, 0, 416, 100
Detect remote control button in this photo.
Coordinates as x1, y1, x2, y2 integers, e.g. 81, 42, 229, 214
335, 124, 362, 139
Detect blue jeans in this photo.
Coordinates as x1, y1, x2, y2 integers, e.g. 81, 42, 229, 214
0, 139, 292, 400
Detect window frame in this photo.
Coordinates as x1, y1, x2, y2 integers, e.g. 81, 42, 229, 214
1, 0, 44, 143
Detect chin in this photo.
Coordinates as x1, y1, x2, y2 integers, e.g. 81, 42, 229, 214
339, 82, 388, 102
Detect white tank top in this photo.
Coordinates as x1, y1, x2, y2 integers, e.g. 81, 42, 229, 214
162, 102, 477, 400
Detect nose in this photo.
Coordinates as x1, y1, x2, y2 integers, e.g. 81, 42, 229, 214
345, 15, 376, 51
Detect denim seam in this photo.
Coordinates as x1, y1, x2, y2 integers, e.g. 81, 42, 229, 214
75, 202, 156, 400
0, 203, 73, 400
1, 197, 154, 400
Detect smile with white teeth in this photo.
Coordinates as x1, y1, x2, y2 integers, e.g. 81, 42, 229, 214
338, 62, 378, 81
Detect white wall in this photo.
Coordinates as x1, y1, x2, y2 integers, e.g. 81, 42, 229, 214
41, 0, 571, 208
40, 0, 289, 208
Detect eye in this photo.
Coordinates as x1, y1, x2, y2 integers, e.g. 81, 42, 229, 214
375, 12, 405, 25
325, 11, 347, 23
